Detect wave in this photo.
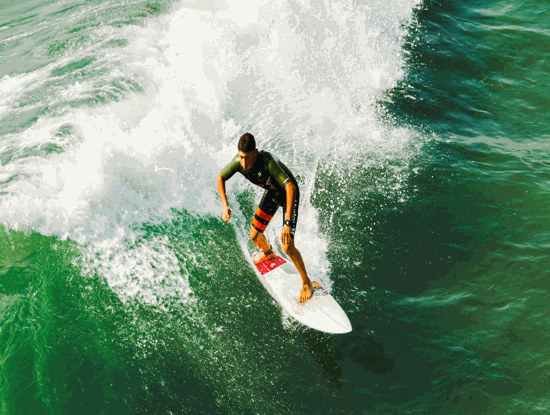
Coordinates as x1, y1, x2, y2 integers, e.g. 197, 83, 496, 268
0, 0, 423, 306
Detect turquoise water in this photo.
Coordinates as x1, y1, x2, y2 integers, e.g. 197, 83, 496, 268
1, 0, 549, 413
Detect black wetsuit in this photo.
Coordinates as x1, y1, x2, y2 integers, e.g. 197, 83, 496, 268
220, 151, 300, 237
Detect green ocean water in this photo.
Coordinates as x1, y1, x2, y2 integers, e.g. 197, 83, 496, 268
1, 0, 550, 414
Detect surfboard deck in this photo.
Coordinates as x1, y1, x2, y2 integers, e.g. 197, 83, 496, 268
252, 254, 352, 334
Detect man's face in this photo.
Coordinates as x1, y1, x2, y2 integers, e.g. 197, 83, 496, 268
238, 149, 258, 171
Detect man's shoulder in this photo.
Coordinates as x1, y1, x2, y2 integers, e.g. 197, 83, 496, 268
258, 150, 276, 163
221, 154, 241, 175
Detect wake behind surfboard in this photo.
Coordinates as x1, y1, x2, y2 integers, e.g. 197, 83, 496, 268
252, 254, 352, 334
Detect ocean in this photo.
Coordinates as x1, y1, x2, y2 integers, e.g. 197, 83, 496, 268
1, 0, 549, 413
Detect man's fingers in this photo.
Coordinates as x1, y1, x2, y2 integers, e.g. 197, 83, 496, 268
222, 208, 232, 223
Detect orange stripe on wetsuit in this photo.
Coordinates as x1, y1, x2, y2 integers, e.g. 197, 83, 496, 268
252, 207, 273, 232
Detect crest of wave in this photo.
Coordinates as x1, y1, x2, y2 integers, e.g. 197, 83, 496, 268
0, 0, 422, 305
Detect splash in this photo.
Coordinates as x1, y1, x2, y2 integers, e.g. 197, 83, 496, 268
0, 0, 423, 305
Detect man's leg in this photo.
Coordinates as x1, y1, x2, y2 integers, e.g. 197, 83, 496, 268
250, 193, 279, 264
283, 239, 312, 303
279, 185, 312, 301
250, 226, 271, 252
250, 226, 276, 264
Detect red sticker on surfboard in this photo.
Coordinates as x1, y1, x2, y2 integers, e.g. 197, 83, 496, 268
255, 255, 286, 275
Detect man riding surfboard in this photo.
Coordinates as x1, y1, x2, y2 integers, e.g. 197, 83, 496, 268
217, 133, 313, 303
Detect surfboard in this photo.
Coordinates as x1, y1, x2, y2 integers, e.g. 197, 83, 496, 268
252, 254, 352, 334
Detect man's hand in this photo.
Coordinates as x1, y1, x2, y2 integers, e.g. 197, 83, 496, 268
281, 224, 292, 246
222, 205, 232, 222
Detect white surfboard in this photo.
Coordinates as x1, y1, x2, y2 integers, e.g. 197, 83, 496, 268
251, 254, 352, 334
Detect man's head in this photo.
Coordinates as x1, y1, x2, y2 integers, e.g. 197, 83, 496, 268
238, 132, 258, 171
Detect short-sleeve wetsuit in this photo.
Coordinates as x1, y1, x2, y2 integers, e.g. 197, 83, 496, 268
220, 151, 300, 237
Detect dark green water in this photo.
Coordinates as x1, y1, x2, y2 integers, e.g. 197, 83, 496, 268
1, 0, 549, 413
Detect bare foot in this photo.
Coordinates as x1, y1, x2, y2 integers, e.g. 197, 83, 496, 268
253, 249, 275, 265
299, 282, 312, 303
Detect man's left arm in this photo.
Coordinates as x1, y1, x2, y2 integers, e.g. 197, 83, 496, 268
282, 182, 296, 245
266, 156, 295, 243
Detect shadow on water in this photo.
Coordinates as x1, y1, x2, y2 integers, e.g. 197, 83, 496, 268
305, 132, 538, 412
300, 329, 346, 391
307, 140, 544, 412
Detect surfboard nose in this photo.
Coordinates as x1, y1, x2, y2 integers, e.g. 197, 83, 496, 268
315, 311, 352, 334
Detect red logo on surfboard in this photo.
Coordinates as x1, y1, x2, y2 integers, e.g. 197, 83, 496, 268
255, 255, 286, 275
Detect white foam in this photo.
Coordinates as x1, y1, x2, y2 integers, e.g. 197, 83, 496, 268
78, 233, 194, 307
0, 0, 423, 306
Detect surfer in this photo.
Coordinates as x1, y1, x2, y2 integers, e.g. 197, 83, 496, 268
217, 133, 313, 303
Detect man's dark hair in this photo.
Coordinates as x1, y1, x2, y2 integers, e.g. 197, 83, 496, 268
238, 133, 256, 152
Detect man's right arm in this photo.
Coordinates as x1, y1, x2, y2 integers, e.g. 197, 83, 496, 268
217, 156, 240, 223
217, 173, 231, 222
